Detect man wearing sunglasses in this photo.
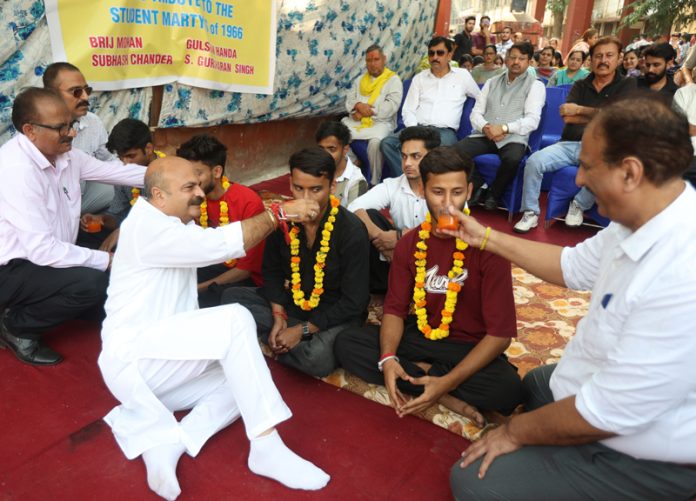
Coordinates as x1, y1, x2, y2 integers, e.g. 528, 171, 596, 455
0, 88, 146, 366
43, 62, 116, 215
380, 36, 481, 179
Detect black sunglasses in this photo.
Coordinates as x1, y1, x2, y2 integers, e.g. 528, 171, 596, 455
428, 49, 447, 57
30, 119, 80, 136
66, 85, 93, 99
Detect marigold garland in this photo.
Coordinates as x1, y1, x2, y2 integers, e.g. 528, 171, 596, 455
413, 210, 470, 340
199, 176, 236, 268
289, 195, 340, 311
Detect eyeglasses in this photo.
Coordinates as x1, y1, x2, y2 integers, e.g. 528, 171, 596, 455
65, 85, 93, 99
30, 120, 79, 136
428, 49, 447, 57
484, 51, 496, 55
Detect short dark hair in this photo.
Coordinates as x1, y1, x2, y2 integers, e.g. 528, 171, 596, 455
460, 54, 474, 66
642, 42, 676, 62
11, 87, 63, 132
590, 36, 622, 57
473, 56, 484, 66
465, 15, 476, 23
106, 118, 152, 156
484, 44, 497, 54
540, 46, 555, 56
289, 147, 336, 182
365, 44, 383, 55
315, 121, 351, 147
176, 134, 227, 169
428, 36, 453, 52
508, 42, 534, 59
42, 62, 81, 89
480, 15, 491, 23
399, 126, 441, 150
593, 94, 693, 185
419, 146, 473, 185
502, 26, 513, 33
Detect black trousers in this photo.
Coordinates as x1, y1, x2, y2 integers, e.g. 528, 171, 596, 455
197, 263, 256, 308
334, 317, 525, 414
453, 137, 528, 200
365, 208, 393, 294
0, 259, 108, 339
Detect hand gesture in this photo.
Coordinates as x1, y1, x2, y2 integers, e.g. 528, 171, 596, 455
382, 358, 412, 415
99, 228, 120, 252
441, 206, 489, 248
281, 199, 321, 223
371, 229, 398, 252
399, 374, 450, 416
273, 324, 303, 354
268, 315, 288, 353
457, 423, 521, 479
80, 213, 103, 232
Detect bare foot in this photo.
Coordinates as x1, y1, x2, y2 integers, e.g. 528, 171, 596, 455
481, 410, 511, 427
439, 394, 486, 427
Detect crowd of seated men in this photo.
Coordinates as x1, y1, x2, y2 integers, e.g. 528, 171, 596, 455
1, 20, 696, 500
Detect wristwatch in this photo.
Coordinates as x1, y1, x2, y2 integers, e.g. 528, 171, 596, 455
301, 322, 313, 341
501, 124, 509, 134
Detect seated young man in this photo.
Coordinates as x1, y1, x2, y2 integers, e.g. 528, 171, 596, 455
315, 120, 367, 207
77, 118, 162, 251
222, 147, 370, 378
348, 126, 439, 293
335, 146, 524, 424
177, 134, 266, 308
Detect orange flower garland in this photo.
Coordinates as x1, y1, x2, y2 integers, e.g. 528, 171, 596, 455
413, 210, 470, 340
199, 176, 236, 268
289, 195, 340, 311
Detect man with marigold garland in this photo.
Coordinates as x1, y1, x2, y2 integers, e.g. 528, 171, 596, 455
177, 134, 266, 308
335, 146, 524, 424
222, 147, 370, 377
78, 118, 164, 252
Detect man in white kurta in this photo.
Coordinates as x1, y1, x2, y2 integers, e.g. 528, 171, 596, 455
99, 157, 329, 500
341, 44, 403, 184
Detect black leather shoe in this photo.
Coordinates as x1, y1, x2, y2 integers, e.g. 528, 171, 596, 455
0, 317, 63, 365
483, 194, 498, 211
469, 186, 487, 206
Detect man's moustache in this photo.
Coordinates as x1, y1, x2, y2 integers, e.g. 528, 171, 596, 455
191, 197, 204, 205
77, 101, 89, 107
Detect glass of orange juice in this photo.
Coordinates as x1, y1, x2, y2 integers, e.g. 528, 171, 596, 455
437, 207, 458, 231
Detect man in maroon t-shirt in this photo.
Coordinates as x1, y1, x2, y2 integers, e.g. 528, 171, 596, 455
177, 134, 266, 307
335, 146, 523, 423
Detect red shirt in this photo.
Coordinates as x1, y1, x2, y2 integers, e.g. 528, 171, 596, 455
383, 228, 516, 344
202, 183, 265, 286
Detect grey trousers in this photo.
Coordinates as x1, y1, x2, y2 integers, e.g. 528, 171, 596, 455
221, 287, 347, 378
450, 364, 696, 501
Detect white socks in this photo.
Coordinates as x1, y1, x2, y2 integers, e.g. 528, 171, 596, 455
248, 430, 330, 490
142, 442, 186, 500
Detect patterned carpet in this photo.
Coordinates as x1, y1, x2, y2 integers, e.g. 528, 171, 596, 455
256, 190, 592, 441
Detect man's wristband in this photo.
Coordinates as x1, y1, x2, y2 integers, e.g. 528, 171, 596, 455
272, 310, 288, 321
378, 353, 399, 372
480, 226, 492, 251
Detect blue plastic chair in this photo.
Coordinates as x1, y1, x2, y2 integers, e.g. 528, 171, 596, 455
471, 102, 547, 221
351, 78, 412, 184
539, 85, 570, 150
544, 165, 610, 227
456, 97, 477, 140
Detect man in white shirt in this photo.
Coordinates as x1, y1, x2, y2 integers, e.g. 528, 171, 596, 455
316, 121, 367, 207
342, 44, 403, 184
379, 36, 480, 179
43, 62, 116, 214
0, 88, 146, 366
495, 26, 514, 58
454, 42, 545, 210
99, 156, 329, 501
349, 126, 439, 292
672, 83, 696, 188
448, 97, 696, 499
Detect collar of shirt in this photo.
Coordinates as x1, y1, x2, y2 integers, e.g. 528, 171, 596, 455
16, 133, 67, 172
582, 70, 625, 91
427, 65, 453, 79
77, 113, 92, 132
336, 157, 359, 182
619, 183, 695, 262
396, 174, 421, 198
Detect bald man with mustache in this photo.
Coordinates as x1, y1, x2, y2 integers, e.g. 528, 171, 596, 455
98, 156, 330, 500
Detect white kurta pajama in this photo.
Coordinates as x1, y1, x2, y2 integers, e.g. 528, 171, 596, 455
99, 199, 291, 460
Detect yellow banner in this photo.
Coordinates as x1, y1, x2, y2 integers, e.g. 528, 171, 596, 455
45, 0, 276, 94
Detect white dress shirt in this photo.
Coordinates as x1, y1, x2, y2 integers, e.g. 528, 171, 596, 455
334, 157, 367, 207
73, 112, 115, 161
348, 174, 427, 230
552, 184, 696, 463
673, 84, 696, 154
402, 67, 481, 130
0, 134, 145, 270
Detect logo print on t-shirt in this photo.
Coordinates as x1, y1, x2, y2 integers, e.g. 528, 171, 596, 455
424, 265, 468, 294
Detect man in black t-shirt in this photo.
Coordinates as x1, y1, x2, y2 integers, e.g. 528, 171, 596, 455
636, 43, 679, 100
514, 36, 637, 233
453, 15, 476, 63
222, 147, 369, 378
